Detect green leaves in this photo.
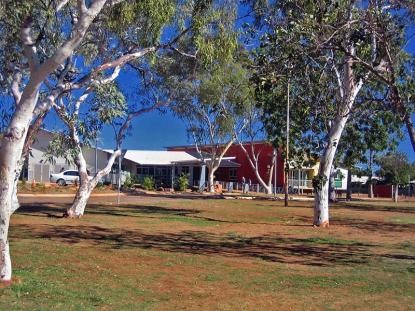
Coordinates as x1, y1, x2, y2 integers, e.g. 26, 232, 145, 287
377, 152, 414, 186
43, 132, 78, 165
92, 83, 127, 124
106, 0, 176, 46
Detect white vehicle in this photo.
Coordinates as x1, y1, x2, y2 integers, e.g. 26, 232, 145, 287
50, 170, 81, 186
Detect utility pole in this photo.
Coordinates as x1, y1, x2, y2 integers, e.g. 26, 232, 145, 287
95, 137, 98, 175
117, 150, 122, 206
284, 79, 290, 207
273, 148, 277, 199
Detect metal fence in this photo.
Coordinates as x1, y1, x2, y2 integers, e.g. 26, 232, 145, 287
288, 178, 313, 189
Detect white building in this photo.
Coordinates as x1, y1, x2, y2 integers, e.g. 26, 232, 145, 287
25, 130, 238, 188
25, 129, 111, 183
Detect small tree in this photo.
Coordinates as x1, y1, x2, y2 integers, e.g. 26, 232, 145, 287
171, 60, 252, 192
236, 104, 277, 195
377, 152, 413, 202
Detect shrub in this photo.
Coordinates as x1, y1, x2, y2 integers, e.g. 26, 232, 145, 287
142, 176, 154, 191
123, 175, 134, 189
176, 174, 189, 192
96, 181, 106, 191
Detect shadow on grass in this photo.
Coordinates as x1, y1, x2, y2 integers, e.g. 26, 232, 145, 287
17, 203, 203, 219
17, 203, 307, 226
334, 202, 415, 214
13, 203, 415, 266
333, 218, 415, 233
11, 223, 378, 267
17, 202, 415, 233
126, 191, 226, 200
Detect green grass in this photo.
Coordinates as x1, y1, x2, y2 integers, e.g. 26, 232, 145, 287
157, 214, 220, 226
390, 216, 415, 225
298, 237, 367, 246
1, 196, 414, 310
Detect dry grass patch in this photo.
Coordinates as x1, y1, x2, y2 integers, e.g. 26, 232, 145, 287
0, 195, 414, 310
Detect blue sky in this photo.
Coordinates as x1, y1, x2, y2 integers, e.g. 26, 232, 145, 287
43, 6, 415, 161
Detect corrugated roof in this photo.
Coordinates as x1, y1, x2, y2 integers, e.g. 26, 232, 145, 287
106, 150, 200, 165
104, 149, 240, 167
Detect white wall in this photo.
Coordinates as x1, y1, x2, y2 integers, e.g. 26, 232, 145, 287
82, 147, 111, 174
28, 130, 76, 182
27, 130, 113, 182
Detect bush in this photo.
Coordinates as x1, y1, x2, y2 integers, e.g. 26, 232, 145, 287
123, 175, 134, 189
96, 181, 106, 191
176, 174, 189, 192
142, 176, 154, 191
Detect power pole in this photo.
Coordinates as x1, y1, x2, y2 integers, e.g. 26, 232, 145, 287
95, 137, 98, 175
117, 150, 122, 206
284, 79, 290, 207
273, 148, 277, 199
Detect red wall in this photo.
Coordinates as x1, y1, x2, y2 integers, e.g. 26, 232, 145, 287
373, 184, 393, 198
168, 142, 285, 187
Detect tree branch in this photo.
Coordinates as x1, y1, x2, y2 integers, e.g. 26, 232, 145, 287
11, 71, 23, 105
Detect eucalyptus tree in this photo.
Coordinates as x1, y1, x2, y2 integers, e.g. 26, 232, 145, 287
152, 1, 251, 192
48, 81, 167, 217
0, 0, 114, 283
175, 61, 252, 192
337, 1, 415, 154
0, 0, 239, 283
252, 0, 406, 226
49, 0, 242, 204
236, 104, 277, 195
254, 64, 319, 205
336, 106, 401, 199
377, 152, 414, 202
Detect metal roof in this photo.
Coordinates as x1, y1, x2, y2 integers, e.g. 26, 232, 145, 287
116, 150, 200, 165
104, 149, 240, 167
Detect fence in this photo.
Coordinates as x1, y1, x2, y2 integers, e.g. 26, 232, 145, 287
288, 178, 313, 189
190, 180, 309, 195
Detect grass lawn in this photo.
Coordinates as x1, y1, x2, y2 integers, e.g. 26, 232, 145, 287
1, 195, 414, 310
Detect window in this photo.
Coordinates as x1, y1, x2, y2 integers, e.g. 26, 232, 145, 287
64, 171, 78, 176
181, 166, 190, 175
229, 168, 237, 181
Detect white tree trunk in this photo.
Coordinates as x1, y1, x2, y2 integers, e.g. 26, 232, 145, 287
0, 212, 12, 283
208, 167, 215, 193
0, 0, 108, 283
66, 182, 94, 218
237, 142, 275, 194
369, 182, 374, 198
393, 185, 399, 203
65, 147, 120, 218
0, 91, 40, 282
314, 45, 365, 226
314, 115, 349, 227
314, 179, 330, 227
368, 150, 374, 198
329, 166, 337, 202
